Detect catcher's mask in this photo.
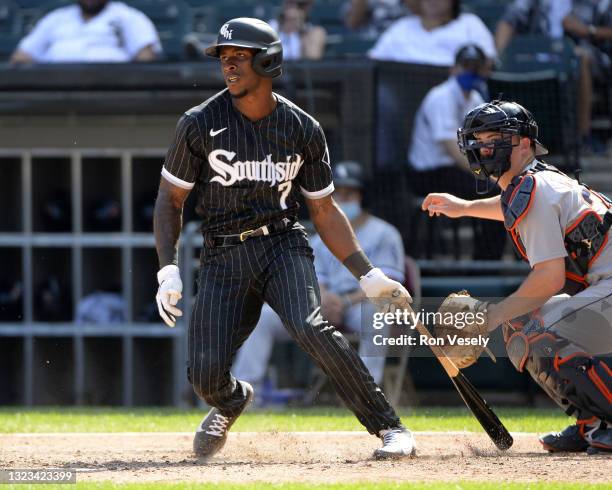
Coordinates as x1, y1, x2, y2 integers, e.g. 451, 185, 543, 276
457, 100, 548, 194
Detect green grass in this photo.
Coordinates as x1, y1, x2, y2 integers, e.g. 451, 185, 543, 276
2, 482, 610, 489
0, 407, 572, 434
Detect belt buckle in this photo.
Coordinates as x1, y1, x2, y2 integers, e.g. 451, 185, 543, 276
239, 229, 255, 242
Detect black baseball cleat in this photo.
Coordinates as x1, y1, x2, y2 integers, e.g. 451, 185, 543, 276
193, 381, 254, 459
373, 427, 416, 459
539, 419, 600, 453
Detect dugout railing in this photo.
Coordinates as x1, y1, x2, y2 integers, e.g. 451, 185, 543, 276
0, 148, 189, 406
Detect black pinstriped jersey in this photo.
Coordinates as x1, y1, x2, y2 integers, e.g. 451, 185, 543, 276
162, 89, 334, 235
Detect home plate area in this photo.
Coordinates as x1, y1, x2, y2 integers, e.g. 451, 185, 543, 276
1, 432, 609, 484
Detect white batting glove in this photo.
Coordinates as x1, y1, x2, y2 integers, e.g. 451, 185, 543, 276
359, 267, 412, 314
156, 264, 183, 328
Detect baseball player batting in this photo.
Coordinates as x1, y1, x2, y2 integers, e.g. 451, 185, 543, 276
422, 100, 612, 454
153, 18, 415, 460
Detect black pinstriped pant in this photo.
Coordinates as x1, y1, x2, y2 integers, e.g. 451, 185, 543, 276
187, 228, 401, 435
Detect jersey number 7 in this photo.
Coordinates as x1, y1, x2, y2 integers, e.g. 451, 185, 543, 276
278, 181, 292, 210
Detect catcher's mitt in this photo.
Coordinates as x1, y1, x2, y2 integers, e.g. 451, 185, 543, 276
433, 290, 489, 369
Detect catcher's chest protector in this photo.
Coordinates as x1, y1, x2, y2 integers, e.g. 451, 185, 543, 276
501, 162, 612, 295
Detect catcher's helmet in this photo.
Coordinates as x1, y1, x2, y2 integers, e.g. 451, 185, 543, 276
205, 18, 283, 78
457, 100, 548, 191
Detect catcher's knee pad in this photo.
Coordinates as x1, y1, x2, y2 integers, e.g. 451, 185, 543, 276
505, 319, 612, 421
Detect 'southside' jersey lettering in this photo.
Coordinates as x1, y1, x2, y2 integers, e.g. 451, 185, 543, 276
208, 149, 303, 187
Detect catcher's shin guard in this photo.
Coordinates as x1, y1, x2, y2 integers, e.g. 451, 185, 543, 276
504, 319, 612, 422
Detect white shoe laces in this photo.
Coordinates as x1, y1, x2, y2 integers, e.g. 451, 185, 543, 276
205, 413, 230, 437
381, 428, 402, 446
582, 419, 604, 443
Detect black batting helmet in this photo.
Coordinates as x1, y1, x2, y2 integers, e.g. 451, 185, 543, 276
205, 18, 283, 78
457, 100, 548, 191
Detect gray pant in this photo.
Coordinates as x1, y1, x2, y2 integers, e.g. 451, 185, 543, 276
520, 277, 612, 422
233, 300, 387, 389
540, 277, 612, 355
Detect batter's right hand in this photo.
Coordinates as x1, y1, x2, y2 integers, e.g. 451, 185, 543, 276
156, 264, 183, 328
359, 268, 412, 314
421, 193, 468, 219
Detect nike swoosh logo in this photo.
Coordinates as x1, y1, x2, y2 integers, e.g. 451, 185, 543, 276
209, 127, 227, 137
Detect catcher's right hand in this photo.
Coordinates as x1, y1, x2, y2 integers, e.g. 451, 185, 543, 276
421, 193, 468, 218
433, 290, 489, 369
359, 267, 412, 314
156, 264, 183, 328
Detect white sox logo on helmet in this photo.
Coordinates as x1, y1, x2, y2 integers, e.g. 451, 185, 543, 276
220, 24, 233, 40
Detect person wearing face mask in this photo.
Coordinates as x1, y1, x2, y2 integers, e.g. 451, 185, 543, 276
407, 44, 506, 259
421, 99, 612, 454
233, 161, 406, 392
10, 0, 161, 64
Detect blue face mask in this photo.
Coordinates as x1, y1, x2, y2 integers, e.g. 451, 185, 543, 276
338, 201, 362, 221
456, 71, 485, 92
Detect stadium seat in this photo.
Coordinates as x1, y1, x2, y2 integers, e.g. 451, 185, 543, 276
126, 0, 192, 61
203, 0, 271, 25
488, 71, 579, 167
462, 0, 506, 32
0, 0, 19, 32
189, 6, 218, 36
324, 32, 376, 59
498, 35, 578, 76
0, 36, 18, 59
14, 0, 47, 6
0, 0, 21, 60
309, 0, 345, 34
491, 35, 580, 168
217, 7, 263, 24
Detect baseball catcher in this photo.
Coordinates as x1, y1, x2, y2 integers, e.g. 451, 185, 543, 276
422, 100, 612, 454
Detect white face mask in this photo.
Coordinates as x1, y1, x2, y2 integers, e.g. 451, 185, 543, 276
338, 201, 362, 221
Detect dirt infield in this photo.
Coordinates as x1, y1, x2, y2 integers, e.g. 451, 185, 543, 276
1, 431, 610, 484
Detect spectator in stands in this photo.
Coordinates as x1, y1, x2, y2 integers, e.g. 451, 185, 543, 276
494, 0, 572, 55
10, 0, 161, 64
407, 44, 506, 259
269, 0, 327, 60
232, 161, 406, 395
563, 0, 612, 154
344, 0, 418, 37
368, 0, 496, 65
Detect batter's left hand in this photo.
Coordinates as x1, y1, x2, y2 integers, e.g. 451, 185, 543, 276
359, 267, 412, 313
156, 264, 183, 328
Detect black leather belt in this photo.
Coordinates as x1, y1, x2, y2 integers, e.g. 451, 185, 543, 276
207, 218, 293, 247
